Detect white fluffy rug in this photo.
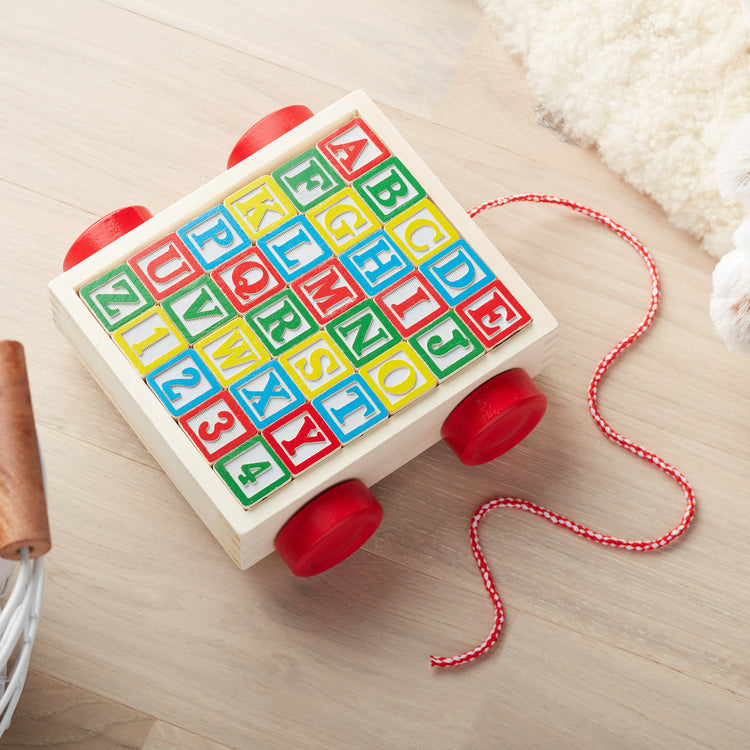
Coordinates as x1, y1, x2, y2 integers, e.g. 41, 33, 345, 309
477, 0, 750, 259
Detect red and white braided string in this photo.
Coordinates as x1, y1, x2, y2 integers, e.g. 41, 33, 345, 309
430, 195, 696, 668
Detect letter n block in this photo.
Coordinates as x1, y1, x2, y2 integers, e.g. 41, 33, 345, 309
317, 117, 390, 180
263, 404, 339, 475
214, 436, 291, 508
326, 299, 400, 367
179, 392, 256, 463
79, 265, 154, 332
455, 281, 532, 348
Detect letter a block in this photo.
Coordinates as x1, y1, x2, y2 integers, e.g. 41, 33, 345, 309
317, 117, 390, 180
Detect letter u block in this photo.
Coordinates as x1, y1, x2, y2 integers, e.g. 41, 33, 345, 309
128, 234, 203, 300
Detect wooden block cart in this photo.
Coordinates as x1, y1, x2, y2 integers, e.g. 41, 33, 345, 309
49, 91, 558, 575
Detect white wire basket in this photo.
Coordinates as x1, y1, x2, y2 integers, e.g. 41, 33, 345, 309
0, 549, 44, 736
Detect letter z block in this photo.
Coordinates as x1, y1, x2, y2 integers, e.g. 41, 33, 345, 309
79, 265, 154, 332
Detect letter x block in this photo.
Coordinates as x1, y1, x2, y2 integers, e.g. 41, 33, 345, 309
50, 90, 558, 569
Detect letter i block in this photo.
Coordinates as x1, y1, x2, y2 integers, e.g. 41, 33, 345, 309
455, 280, 532, 348
79, 264, 154, 332
290, 258, 366, 324
326, 299, 400, 367
193, 318, 271, 387
272, 147, 345, 212
224, 175, 297, 241
420, 240, 495, 305
384, 198, 460, 265
146, 348, 221, 417
306, 187, 380, 254
352, 157, 426, 223
317, 117, 390, 180
339, 230, 412, 296
374, 272, 448, 337
277, 331, 354, 399
179, 391, 257, 463
312, 373, 388, 444
360, 342, 437, 413
245, 288, 319, 356
229, 361, 305, 429
263, 404, 339, 475
408, 311, 484, 381
127, 234, 203, 300
177, 205, 251, 270
210, 247, 285, 313
161, 277, 237, 344
112, 307, 188, 375
214, 436, 292, 508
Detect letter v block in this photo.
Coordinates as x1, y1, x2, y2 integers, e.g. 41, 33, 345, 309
263, 404, 339, 475
161, 278, 236, 344
79, 265, 154, 332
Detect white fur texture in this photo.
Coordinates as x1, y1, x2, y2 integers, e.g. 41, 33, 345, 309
477, 0, 750, 258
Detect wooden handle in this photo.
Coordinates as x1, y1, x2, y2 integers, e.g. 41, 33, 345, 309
0, 341, 51, 559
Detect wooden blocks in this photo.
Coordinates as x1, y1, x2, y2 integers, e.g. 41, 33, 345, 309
50, 90, 557, 569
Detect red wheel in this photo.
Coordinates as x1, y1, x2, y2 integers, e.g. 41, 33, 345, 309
63, 205, 152, 271
274, 479, 383, 577
227, 105, 314, 168
441, 368, 547, 466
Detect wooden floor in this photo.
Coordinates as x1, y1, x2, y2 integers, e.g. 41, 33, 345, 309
2, 1, 749, 747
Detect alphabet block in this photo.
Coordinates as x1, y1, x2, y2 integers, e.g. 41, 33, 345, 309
179, 391, 256, 463
326, 299, 400, 367
214, 435, 292, 508
177, 205, 252, 270
420, 240, 494, 305
194, 318, 270, 387
277, 330, 354, 399
263, 404, 340, 475
256, 215, 333, 282
290, 258, 366, 324
317, 117, 390, 180
229, 360, 305, 429
79, 265, 154, 333
146, 348, 221, 417
306, 187, 379, 254
112, 306, 188, 375
272, 147, 345, 212
312, 373, 388, 444
211, 247, 285, 313
352, 156, 426, 222
224, 175, 297, 240
161, 278, 237, 344
455, 280, 532, 348
360, 341, 437, 413
374, 272, 448, 337
384, 198, 460, 265
244, 288, 319, 356
128, 234, 203, 300
408, 311, 484, 381
339, 230, 413, 295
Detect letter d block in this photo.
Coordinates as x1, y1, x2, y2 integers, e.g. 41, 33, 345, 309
79, 264, 154, 332
214, 436, 291, 508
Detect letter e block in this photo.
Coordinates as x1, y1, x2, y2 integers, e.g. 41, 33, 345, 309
455, 281, 532, 348
179, 392, 256, 463
214, 436, 291, 508
79, 265, 154, 332
263, 405, 339, 475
